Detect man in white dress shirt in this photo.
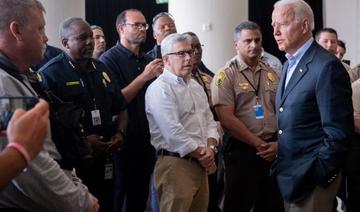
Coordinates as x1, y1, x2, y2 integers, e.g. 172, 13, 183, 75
145, 33, 219, 212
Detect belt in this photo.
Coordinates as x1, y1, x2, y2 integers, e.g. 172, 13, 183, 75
157, 149, 198, 163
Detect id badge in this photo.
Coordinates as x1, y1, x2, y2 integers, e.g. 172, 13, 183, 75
253, 104, 264, 119
91, 109, 101, 126
104, 160, 113, 180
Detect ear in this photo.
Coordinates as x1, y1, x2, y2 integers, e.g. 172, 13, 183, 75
163, 55, 170, 66
302, 19, 310, 34
61, 38, 69, 49
9, 21, 23, 41
117, 24, 124, 34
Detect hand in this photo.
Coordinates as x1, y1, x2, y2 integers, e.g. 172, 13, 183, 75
205, 161, 217, 175
86, 134, 108, 156
256, 142, 278, 161
106, 133, 123, 153
198, 148, 215, 169
140, 59, 163, 82
6, 99, 49, 160
90, 195, 100, 212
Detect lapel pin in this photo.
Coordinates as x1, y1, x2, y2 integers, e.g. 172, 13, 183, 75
299, 69, 303, 73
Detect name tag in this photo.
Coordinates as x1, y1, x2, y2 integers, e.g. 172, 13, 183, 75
253, 104, 264, 120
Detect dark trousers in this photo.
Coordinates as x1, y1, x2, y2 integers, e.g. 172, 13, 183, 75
113, 147, 156, 212
345, 133, 360, 212
76, 154, 114, 212
222, 137, 284, 212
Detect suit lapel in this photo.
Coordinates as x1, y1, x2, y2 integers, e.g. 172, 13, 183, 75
279, 42, 317, 106
276, 61, 288, 106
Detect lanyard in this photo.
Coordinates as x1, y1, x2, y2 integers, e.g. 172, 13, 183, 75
240, 70, 261, 97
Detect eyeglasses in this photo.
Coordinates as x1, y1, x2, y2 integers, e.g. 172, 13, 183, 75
192, 43, 204, 50
123, 22, 149, 30
166, 49, 195, 57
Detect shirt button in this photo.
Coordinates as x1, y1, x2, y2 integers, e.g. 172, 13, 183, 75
279, 107, 284, 112
278, 130, 283, 135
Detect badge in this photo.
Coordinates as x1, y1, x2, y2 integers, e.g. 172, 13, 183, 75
104, 158, 113, 180
239, 82, 249, 90
91, 109, 101, 126
102, 72, 111, 83
215, 71, 226, 87
201, 75, 210, 84
253, 104, 264, 119
267, 72, 275, 82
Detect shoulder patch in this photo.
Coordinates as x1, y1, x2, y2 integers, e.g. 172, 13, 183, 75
267, 72, 276, 82
215, 71, 226, 87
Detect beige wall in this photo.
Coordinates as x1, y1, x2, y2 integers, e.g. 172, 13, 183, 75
39, 0, 85, 49
169, 0, 248, 72
324, 0, 360, 67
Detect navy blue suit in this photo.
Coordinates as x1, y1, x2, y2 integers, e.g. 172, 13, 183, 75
273, 41, 353, 203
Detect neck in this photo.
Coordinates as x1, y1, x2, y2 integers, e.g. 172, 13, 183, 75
120, 39, 140, 56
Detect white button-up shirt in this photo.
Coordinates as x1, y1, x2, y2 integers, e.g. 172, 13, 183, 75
145, 69, 219, 157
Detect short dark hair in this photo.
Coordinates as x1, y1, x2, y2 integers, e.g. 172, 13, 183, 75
115, 9, 142, 26
337, 39, 346, 51
151, 12, 174, 30
234, 21, 262, 41
315, 27, 338, 41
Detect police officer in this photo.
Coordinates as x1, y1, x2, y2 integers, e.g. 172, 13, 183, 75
39, 17, 127, 212
211, 21, 283, 212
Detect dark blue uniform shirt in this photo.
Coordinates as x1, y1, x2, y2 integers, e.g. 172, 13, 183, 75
39, 53, 126, 140
100, 42, 153, 149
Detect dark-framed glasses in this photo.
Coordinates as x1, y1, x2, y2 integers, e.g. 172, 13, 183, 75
166, 49, 195, 57
123, 22, 149, 30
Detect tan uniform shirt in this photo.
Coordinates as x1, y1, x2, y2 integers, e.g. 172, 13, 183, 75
211, 56, 279, 139
352, 78, 360, 118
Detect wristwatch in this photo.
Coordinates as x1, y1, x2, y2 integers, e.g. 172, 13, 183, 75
209, 145, 218, 154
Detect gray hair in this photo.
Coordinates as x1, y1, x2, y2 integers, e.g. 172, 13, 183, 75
0, 0, 45, 31
59, 17, 89, 40
152, 12, 175, 30
161, 33, 192, 56
233, 21, 262, 41
274, 0, 315, 31
90, 25, 103, 32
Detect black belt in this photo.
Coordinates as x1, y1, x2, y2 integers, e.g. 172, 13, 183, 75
157, 149, 198, 163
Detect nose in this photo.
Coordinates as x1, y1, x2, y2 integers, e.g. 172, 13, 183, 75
43, 33, 48, 43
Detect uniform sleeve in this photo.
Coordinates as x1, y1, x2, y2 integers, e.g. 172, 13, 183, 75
211, 69, 235, 107
9, 149, 93, 212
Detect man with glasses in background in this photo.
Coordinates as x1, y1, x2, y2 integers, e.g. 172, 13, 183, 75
145, 33, 219, 212
147, 12, 177, 59
100, 9, 163, 212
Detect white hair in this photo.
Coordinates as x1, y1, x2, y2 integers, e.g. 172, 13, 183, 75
274, 0, 315, 30
161, 33, 192, 56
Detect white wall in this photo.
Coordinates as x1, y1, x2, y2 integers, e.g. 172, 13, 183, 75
324, 0, 360, 67
169, 0, 248, 72
39, 0, 85, 49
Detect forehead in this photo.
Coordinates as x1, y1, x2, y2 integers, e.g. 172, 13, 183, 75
319, 32, 337, 40
172, 40, 191, 51
27, 7, 45, 25
92, 28, 104, 36
155, 16, 174, 25
126, 11, 146, 22
238, 29, 261, 39
272, 5, 295, 21
69, 21, 91, 35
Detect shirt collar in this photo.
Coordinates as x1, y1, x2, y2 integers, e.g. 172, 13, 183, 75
116, 41, 145, 59
0, 52, 24, 81
163, 69, 191, 84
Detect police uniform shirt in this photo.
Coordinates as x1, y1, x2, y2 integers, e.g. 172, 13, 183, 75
211, 56, 279, 139
39, 52, 126, 139
100, 42, 153, 149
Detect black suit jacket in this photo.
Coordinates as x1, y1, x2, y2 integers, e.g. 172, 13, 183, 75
273, 41, 353, 203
